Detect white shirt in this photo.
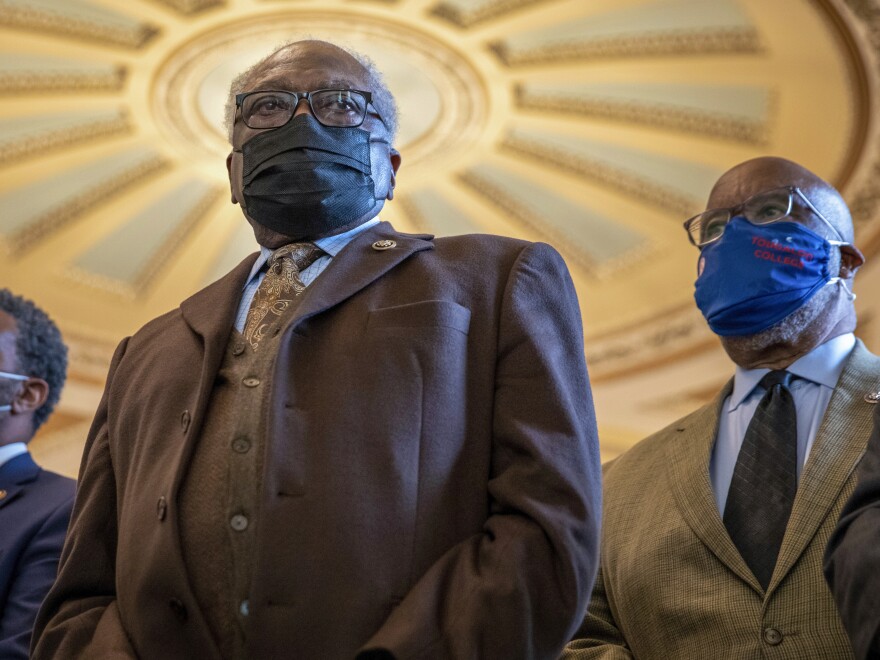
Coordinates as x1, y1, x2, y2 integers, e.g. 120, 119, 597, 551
710, 332, 856, 514
0, 442, 28, 469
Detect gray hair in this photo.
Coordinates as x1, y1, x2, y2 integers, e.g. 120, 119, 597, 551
224, 40, 399, 144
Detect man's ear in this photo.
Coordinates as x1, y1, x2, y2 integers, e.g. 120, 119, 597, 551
387, 149, 402, 201
840, 244, 865, 280
12, 377, 48, 415
226, 152, 239, 205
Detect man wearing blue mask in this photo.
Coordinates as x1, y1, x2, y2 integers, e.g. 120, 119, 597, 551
0, 289, 73, 660
565, 156, 878, 659
32, 40, 601, 660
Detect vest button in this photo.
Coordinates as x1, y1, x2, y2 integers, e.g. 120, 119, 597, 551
168, 598, 188, 622
232, 342, 246, 356
232, 437, 251, 454
157, 496, 167, 521
230, 514, 249, 531
243, 376, 260, 388
763, 628, 783, 645
180, 410, 191, 433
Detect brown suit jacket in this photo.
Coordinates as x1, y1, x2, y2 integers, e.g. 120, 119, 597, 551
564, 340, 880, 660
31, 222, 602, 660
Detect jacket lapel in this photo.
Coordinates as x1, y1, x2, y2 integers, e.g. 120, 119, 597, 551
769, 340, 880, 592
289, 221, 434, 330
173, 253, 259, 488
666, 381, 764, 593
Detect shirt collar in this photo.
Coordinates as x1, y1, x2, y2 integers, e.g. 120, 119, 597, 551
0, 442, 28, 469
243, 218, 381, 290
728, 332, 856, 412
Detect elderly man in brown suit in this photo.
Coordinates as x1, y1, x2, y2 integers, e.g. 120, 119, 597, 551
565, 157, 879, 659
31, 40, 601, 660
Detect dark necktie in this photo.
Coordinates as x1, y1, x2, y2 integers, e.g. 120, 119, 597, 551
243, 242, 322, 350
723, 369, 798, 590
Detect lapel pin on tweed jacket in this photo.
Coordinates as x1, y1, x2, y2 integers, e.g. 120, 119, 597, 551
864, 390, 880, 404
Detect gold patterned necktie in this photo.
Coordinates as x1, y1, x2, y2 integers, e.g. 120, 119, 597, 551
243, 242, 322, 350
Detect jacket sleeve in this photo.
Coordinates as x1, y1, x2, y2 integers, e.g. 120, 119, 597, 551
562, 565, 634, 659
30, 338, 138, 659
824, 405, 880, 660
359, 242, 603, 659
0, 495, 73, 660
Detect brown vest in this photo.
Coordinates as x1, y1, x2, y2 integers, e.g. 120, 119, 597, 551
179, 297, 299, 658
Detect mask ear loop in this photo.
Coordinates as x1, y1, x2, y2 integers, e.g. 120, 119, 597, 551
0, 371, 28, 413
828, 277, 857, 302
827, 240, 858, 301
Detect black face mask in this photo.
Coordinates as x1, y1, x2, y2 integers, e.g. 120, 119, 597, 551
239, 114, 379, 239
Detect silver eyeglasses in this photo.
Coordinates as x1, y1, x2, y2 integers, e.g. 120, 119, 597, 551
235, 89, 374, 130
683, 186, 844, 247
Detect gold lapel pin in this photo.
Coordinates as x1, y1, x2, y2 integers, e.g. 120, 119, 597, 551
0, 489, 6, 500
864, 391, 880, 404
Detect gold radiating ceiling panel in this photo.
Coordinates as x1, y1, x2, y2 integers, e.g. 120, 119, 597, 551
0, 0, 877, 468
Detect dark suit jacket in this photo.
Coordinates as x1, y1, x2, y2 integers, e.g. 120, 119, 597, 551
825, 403, 880, 659
0, 451, 74, 659
32, 223, 602, 660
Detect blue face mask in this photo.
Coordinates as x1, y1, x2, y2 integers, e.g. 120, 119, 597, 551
0, 370, 28, 413
694, 216, 852, 337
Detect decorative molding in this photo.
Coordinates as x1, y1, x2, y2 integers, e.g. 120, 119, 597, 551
490, 27, 762, 66
149, 0, 225, 15
397, 196, 432, 235
64, 329, 119, 383
151, 11, 487, 166
430, 0, 545, 28
0, 66, 126, 94
836, 0, 880, 237
1, 155, 170, 255
66, 185, 224, 297
514, 83, 773, 145
500, 132, 703, 217
0, 110, 132, 167
585, 305, 718, 382
0, 0, 159, 49
457, 169, 654, 279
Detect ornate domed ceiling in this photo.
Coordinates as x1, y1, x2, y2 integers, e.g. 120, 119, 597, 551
2, 0, 879, 470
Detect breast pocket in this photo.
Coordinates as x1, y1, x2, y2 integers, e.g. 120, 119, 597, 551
366, 300, 471, 335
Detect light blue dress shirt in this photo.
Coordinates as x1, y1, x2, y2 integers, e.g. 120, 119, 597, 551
710, 332, 856, 515
0, 442, 28, 469
233, 218, 380, 333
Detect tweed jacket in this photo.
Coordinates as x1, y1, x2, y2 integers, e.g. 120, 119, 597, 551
31, 222, 602, 660
825, 402, 880, 659
0, 451, 75, 660
564, 340, 880, 660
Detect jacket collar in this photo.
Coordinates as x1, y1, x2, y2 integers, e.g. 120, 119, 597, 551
0, 451, 40, 509
666, 340, 880, 597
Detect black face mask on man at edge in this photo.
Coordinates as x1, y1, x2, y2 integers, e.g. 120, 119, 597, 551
237, 113, 386, 240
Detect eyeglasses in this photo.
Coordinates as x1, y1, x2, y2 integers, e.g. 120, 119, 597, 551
683, 186, 844, 247
235, 89, 374, 130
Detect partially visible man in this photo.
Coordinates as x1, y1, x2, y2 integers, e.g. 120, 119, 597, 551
825, 408, 880, 659
32, 40, 601, 659
0, 288, 73, 660
565, 157, 878, 659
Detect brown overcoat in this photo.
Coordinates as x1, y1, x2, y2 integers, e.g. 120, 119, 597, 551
32, 222, 602, 660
